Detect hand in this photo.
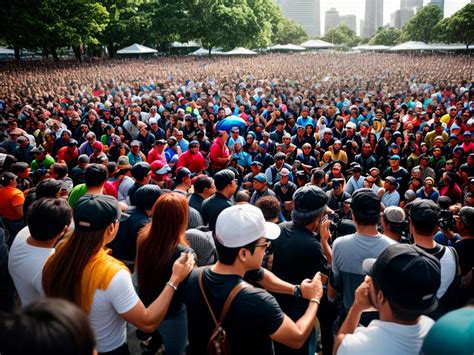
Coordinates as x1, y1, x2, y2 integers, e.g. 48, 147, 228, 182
320, 216, 331, 243
352, 277, 373, 312
300, 272, 324, 300
170, 252, 195, 284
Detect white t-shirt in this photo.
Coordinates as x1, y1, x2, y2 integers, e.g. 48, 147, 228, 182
437, 246, 457, 298
8, 227, 54, 307
337, 316, 435, 355
89, 269, 139, 353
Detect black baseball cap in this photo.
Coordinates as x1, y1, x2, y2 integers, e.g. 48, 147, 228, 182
363, 244, 441, 314
131, 162, 151, 180
132, 185, 163, 210
214, 169, 236, 190
176, 167, 192, 183
74, 195, 128, 231
293, 185, 328, 213
407, 199, 439, 225
350, 188, 381, 214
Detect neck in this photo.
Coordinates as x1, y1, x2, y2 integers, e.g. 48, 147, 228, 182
414, 234, 436, 248
27, 236, 58, 248
379, 310, 420, 326
356, 225, 378, 236
385, 230, 401, 242
211, 261, 245, 277
87, 185, 104, 195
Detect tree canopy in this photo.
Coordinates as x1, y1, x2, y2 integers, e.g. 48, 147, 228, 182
401, 4, 442, 43
369, 27, 401, 46
322, 24, 359, 47
436, 3, 474, 50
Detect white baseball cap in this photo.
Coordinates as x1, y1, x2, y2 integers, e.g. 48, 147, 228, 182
215, 204, 280, 248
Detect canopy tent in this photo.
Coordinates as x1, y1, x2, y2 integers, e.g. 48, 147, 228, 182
269, 44, 306, 51
389, 41, 431, 51
0, 47, 14, 55
116, 43, 157, 54
170, 41, 200, 48
352, 45, 390, 51
427, 43, 468, 51
300, 39, 335, 49
222, 47, 257, 55
189, 47, 224, 56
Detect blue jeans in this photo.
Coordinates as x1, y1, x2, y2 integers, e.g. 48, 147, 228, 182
157, 304, 188, 355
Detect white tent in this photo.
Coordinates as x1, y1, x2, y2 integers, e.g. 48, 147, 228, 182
390, 41, 431, 51
189, 47, 224, 56
269, 44, 306, 51
222, 47, 257, 55
352, 45, 390, 51
427, 43, 468, 51
0, 47, 14, 55
300, 39, 335, 49
170, 41, 200, 48
117, 43, 157, 54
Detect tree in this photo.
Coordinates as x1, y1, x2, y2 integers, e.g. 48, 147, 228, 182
436, 3, 474, 51
273, 17, 308, 45
323, 24, 359, 47
369, 27, 401, 46
401, 4, 442, 43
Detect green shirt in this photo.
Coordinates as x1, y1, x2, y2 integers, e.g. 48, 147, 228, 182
68, 184, 88, 208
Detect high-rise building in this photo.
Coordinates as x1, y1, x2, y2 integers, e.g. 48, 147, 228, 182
362, 0, 383, 38
429, 0, 445, 16
401, 0, 423, 9
276, 0, 321, 38
325, 8, 340, 34
340, 15, 357, 33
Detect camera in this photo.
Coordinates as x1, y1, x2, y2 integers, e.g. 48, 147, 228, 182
438, 209, 454, 230
328, 212, 340, 235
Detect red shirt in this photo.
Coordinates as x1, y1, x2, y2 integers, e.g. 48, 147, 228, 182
209, 138, 229, 170
147, 148, 166, 165
176, 150, 207, 173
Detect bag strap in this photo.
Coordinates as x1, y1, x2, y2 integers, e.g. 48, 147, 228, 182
198, 268, 250, 327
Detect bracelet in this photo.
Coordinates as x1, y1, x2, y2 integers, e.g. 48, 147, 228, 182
166, 281, 177, 292
309, 298, 321, 305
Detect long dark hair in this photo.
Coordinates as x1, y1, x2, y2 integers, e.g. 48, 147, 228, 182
136, 193, 189, 306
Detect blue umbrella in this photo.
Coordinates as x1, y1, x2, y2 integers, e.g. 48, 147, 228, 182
215, 116, 246, 133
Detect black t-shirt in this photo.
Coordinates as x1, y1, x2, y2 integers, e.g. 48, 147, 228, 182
454, 238, 474, 276
179, 268, 284, 355
201, 192, 232, 232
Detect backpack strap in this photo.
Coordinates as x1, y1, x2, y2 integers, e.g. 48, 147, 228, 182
198, 268, 251, 327
447, 246, 461, 276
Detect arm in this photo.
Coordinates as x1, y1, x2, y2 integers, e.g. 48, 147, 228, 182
270, 273, 323, 349
121, 252, 194, 332
256, 268, 295, 295
333, 279, 373, 355
319, 218, 333, 265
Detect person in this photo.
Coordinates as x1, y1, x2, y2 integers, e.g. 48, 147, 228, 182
381, 176, 400, 207
178, 204, 325, 354
201, 169, 237, 232
334, 244, 441, 355
250, 173, 276, 205
42, 194, 195, 354
329, 188, 396, 325
136, 193, 196, 355
8, 198, 71, 307
381, 206, 409, 243
271, 185, 334, 355
0, 298, 96, 355
381, 155, 410, 195
173, 167, 192, 195
326, 178, 350, 212
345, 164, 365, 195
266, 152, 293, 187
176, 140, 206, 174
407, 199, 458, 316
416, 177, 439, 202
188, 175, 215, 215
0, 172, 25, 241
420, 305, 474, 355
209, 130, 230, 173
273, 168, 297, 221
109, 185, 163, 269
453, 206, 474, 277
68, 163, 108, 208
127, 162, 151, 204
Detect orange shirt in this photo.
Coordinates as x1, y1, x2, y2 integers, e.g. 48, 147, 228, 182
0, 186, 25, 220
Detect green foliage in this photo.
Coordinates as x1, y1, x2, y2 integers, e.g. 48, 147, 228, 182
369, 27, 401, 46
273, 17, 309, 45
401, 4, 442, 43
322, 24, 360, 47
436, 3, 474, 50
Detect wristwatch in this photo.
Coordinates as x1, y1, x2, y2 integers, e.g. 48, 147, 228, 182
293, 284, 302, 298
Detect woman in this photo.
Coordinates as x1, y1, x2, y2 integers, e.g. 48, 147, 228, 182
42, 132, 56, 155
136, 193, 196, 355
42, 195, 194, 355
0, 172, 25, 239
243, 132, 259, 158
439, 171, 462, 204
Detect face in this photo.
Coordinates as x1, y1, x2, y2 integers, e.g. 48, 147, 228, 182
253, 179, 266, 191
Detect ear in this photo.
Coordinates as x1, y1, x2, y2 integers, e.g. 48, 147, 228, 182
376, 289, 386, 306
238, 248, 247, 262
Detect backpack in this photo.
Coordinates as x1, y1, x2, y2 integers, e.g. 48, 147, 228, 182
198, 269, 250, 355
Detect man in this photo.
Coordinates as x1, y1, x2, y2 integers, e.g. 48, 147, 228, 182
334, 244, 440, 355
354, 142, 376, 174
209, 130, 230, 173
381, 206, 408, 243
147, 139, 167, 165
68, 164, 109, 208
179, 204, 324, 354
173, 167, 192, 195
407, 199, 457, 315
345, 164, 365, 195
242, 160, 263, 193
425, 122, 448, 149
8, 198, 72, 306
329, 188, 396, 324
254, 142, 275, 171
201, 169, 237, 232
453, 206, 474, 280
265, 152, 293, 187
228, 126, 245, 151
188, 175, 215, 215
381, 176, 400, 208
326, 179, 351, 212
176, 140, 206, 174
127, 140, 146, 166
57, 139, 79, 169
250, 173, 276, 205
416, 177, 439, 202
271, 185, 333, 355
414, 154, 436, 181
273, 168, 298, 221
381, 155, 409, 195
30, 146, 55, 171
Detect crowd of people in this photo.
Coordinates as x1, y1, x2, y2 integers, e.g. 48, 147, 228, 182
0, 51, 473, 355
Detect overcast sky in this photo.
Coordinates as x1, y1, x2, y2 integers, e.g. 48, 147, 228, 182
320, 0, 470, 35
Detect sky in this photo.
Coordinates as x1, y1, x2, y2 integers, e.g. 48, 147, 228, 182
319, 0, 471, 35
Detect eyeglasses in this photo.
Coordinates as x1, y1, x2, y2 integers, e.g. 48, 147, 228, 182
255, 241, 272, 255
